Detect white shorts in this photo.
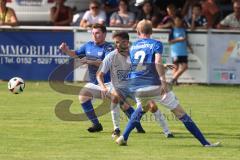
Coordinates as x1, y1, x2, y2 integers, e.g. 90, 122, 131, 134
134, 85, 179, 110
82, 82, 113, 99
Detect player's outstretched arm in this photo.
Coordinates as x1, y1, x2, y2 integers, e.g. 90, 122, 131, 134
59, 42, 78, 58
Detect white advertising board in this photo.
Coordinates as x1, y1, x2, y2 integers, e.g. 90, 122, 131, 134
74, 30, 208, 83
208, 33, 240, 84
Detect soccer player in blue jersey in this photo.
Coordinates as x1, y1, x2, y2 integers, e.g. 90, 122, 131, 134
116, 19, 220, 147
97, 31, 173, 139
59, 24, 144, 134
59, 24, 113, 132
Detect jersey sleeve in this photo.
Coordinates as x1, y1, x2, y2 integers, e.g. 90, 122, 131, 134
75, 43, 87, 57
99, 52, 113, 74
154, 41, 163, 55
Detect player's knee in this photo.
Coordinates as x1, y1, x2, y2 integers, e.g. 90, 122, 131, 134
120, 102, 130, 111
147, 100, 158, 113
171, 105, 186, 119
111, 96, 119, 104
79, 90, 92, 103
149, 105, 158, 113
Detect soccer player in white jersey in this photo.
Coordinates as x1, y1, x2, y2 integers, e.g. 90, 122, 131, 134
60, 24, 145, 135
116, 19, 220, 147
97, 31, 174, 138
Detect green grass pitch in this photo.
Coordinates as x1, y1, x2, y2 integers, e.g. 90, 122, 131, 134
0, 82, 240, 160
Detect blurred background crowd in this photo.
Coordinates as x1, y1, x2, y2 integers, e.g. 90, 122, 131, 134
0, 0, 240, 30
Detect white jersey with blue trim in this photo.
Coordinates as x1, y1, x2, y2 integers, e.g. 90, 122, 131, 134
129, 38, 163, 89
99, 49, 131, 89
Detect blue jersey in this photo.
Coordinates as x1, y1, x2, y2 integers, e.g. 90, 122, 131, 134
75, 41, 114, 84
129, 38, 163, 90
169, 27, 188, 57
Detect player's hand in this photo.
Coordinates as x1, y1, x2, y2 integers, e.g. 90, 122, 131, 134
100, 87, 109, 99
59, 42, 69, 53
79, 57, 87, 64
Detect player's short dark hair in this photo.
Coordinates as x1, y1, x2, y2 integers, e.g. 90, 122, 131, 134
92, 23, 107, 33
112, 31, 129, 40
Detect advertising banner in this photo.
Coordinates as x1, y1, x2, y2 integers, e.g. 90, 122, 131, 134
0, 31, 74, 80
208, 33, 240, 84
173, 33, 208, 83
74, 31, 208, 83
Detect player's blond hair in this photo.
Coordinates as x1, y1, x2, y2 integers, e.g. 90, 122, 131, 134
136, 19, 153, 35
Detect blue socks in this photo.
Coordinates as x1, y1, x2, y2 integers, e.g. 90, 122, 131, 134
124, 106, 145, 132
124, 106, 134, 118
123, 106, 145, 141
81, 100, 100, 125
179, 114, 210, 145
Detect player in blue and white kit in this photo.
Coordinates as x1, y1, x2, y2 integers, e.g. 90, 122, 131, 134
60, 24, 113, 132
59, 24, 144, 134
116, 19, 220, 147
97, 31, 173, 139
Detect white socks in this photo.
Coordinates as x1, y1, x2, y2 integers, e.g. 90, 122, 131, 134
110, 102, 120, 130
153, 109, 170, 134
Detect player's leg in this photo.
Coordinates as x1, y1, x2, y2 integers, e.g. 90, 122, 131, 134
116, 101, 147, 145
159, 91, 220, 147
131, 86, 172, 136
116, 96, 149, 145
79, 83, 103, 132
119, 100, 145, 133
108, 89, 121, 139
147, 100, 174, 138
116, 88, 145, 133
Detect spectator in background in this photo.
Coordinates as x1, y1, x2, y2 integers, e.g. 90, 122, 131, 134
187, 3, 208, 30
80, 0, 106, 28
154, 0, 185, 12
101, 0, 119, 26
0, 0, 18, 26
50, 0, 73, 26
169, 14, 193, 85
217, 1, 240, 29
157, 4, 178, 29
200, 0, 220, 28
109, 0, 135, 28
181, 0, 198, 22
134, 0, 163, 28
217, 0, 234, 20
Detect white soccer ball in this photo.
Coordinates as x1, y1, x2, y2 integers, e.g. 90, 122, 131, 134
8, 77, 25, 94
